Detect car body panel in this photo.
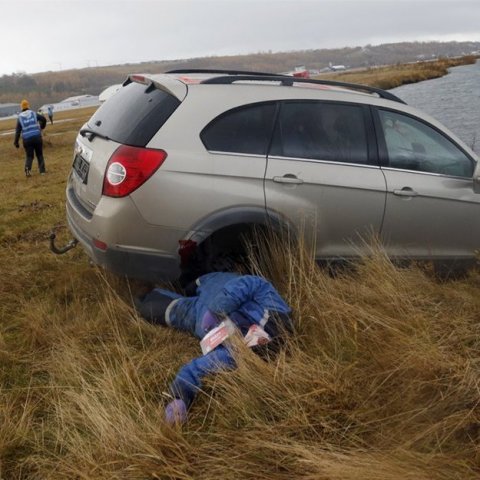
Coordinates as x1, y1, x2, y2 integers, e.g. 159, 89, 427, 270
380, 168, 480, 258
71, 132, 120, 209
265, 158, 387, 257
134, 100, 269, 229
66, 187, 182, 279
64, 72, 480, 281
126, 74, 188, 101
130, 154, 268, 230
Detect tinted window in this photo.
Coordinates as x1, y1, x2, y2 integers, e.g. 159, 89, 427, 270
270, 102, 369, 164
379, 110, 473, 177
201, 103, 276, 155
88, 82, 180, 147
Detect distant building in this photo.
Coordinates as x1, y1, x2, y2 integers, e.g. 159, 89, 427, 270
61, 94, 100, 107
39, 94, 100, 115
328, 63, 346, 72
0, 103, 19, 118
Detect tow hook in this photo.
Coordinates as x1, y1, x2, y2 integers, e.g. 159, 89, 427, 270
49, 232, 79, 255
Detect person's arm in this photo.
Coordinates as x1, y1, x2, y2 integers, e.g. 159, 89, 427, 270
36, 113, 47, 130
207, 275, 267, 314
14, 119, 21, 146
166, 345, 236, 420
208, 275, 290, 316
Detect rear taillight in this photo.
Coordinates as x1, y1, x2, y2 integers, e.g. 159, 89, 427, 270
102, 145, 167, 197
93, 238, 108, 251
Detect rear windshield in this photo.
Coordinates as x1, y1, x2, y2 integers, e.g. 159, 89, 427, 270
87, 82, 180, 147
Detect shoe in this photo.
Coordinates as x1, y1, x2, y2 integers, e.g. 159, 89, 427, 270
40, 172, 46, 175
25, 169, 31, 177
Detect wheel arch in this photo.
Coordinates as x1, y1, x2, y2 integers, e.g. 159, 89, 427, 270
184, 205, 295, 246
178, 206, 297, 284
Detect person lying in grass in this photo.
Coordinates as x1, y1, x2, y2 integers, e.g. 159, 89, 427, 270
135, 272, 293, 424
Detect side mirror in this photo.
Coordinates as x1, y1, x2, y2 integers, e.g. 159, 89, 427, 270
473, 161, 480, 193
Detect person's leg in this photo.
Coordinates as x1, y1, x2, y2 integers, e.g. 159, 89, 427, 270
167, 297, 203, 337
136, 288, 200, 336
33, 138, 46, 173
136, 288, 182, 326
23, 142, 34, 176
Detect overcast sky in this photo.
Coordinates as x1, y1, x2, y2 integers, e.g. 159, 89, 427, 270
1, 0, 479, 76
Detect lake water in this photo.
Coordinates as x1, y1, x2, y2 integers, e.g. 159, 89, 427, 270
390, 60, 480, 154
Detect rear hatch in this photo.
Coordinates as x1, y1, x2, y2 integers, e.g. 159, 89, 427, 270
70, 75, 186, 210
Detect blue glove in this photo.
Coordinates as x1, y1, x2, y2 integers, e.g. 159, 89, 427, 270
165, 399, 187, 425
201, 309, 220, 333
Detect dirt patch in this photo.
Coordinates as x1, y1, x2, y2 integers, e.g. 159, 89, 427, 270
18, 200, 53, 212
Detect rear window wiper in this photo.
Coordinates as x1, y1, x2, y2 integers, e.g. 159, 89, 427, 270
80, 128, 110, 142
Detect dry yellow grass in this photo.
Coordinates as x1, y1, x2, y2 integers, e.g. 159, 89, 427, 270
0, 95, 479, 479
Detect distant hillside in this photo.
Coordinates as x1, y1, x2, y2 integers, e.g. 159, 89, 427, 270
1, 40, 479, 109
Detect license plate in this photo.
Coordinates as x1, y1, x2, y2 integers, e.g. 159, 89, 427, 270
73, 154, 90, 184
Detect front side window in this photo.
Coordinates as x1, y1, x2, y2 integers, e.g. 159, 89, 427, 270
201, 103, 276, 155
270, 101, 369, 164
379, 110, 474, 177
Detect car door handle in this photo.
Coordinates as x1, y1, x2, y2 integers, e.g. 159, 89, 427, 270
272, 175, 304, 185
393, 187, 418, 197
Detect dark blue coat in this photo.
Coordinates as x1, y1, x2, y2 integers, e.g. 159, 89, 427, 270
162, 272, 291, 407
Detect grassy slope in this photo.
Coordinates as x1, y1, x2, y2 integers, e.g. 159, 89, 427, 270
0, 102, 479, 477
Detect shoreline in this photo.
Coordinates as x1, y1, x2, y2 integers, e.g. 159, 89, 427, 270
1, 56, 476, 124
314, 55, 478, 90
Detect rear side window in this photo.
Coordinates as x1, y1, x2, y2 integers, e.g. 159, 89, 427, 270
270, 101, 369, 164
88, 82, 180, 147
201, 103, 276, 155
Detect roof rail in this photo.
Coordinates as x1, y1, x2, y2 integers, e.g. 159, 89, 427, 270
200, 74, 406, 104
166, 68, 290, 77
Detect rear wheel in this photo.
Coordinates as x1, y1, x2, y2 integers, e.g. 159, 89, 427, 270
179, 224, 265, 287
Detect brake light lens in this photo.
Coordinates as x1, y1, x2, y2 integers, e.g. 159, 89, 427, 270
102, 145, 167, 197
93, 239, 108, 251
130, 74, 147, 84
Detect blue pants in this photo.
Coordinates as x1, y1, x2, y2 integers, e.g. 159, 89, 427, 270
139, 288, 207, 339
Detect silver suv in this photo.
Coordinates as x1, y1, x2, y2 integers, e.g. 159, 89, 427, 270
65, 69, 480, 281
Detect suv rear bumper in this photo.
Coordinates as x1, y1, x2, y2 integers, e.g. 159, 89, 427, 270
66, 187, 181, 282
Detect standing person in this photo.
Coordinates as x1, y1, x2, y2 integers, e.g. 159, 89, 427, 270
135, 272, 293, 425
14, 99, 47, 177
47, 105, 54, 124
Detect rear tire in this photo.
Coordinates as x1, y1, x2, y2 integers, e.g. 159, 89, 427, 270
179, 224, 262, 287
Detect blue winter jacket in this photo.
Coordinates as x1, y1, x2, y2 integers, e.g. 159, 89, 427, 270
163, 272, 292, 407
